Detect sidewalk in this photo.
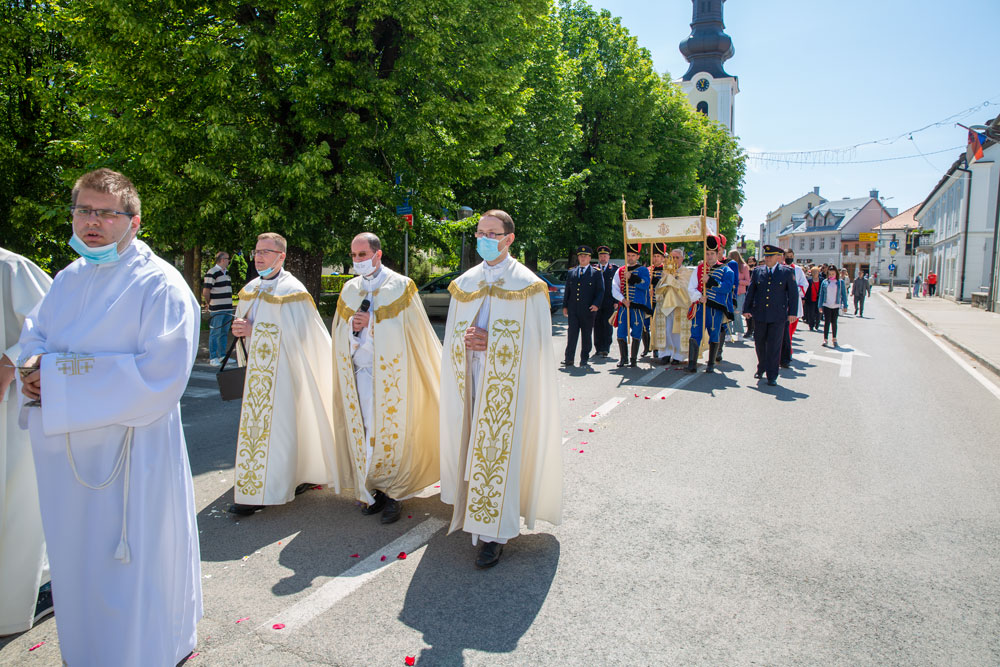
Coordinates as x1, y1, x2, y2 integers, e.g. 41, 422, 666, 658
880, 288, 1000, 377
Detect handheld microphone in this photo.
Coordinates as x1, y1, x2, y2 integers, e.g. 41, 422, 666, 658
353, 299, 371, 337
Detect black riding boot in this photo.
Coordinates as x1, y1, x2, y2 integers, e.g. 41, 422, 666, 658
715, 337, 724, 362
616, 339, 628, 367
629, 340, 640, 367
705, 343, 719, 373
641, 331, 650, 357
685, 339, 699, 373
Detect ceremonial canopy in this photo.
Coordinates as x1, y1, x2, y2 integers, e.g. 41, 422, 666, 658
622, 215, 718, 244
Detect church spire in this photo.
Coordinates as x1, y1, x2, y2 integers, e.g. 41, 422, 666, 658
678, 0, 734, 81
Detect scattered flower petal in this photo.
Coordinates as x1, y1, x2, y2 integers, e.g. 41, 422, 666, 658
644, 396, 650, 400
577, 428, 584, 431
407, 515, 412, 518
241, 555, 249, 561
660, 396, 665, 400
634, 393, 638, 397
312, 485, 323, 490
272, 624, 285, 630
350, 553, 360, 558
434, 485, 440, 488
405, 657, 416, 666
588, 428, 594, 432
581, 441, 588, 445
278, 541, 282, 545
189, 653, 200, 659
381, 555, 387, 562
397, 551, 407, 560
579, 450, 585, 454
569, 398, 575, 401
590, 413, 598, 417
236, 617, 249, 624
29, 642, 44, 652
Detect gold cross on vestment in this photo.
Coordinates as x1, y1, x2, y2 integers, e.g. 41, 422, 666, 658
55, 354, 95, 376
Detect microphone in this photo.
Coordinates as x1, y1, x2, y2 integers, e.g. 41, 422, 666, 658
353, 299, 371, 337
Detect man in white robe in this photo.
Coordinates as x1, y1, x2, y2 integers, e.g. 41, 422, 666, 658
228, 232, 348, 515
0, 247, 52, 636
440, 210, 562, 569
18, 168, 202, 665
651, 248, 693, 366
332, 233, 441, 524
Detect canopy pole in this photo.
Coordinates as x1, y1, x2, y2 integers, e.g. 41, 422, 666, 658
621, 194, 631, 344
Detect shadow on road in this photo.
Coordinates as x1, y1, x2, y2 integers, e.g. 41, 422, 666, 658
399, 532, 560, 666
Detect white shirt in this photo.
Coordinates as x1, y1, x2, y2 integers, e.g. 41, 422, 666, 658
823, 279, 841, 309
350, 267, 389, 372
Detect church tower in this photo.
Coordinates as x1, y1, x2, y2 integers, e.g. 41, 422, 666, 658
678, 0, 738, 134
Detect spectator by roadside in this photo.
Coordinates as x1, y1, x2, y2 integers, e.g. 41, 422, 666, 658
202, 252, 233, 366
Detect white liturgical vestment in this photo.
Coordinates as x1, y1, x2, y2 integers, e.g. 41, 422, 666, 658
18, 240, 202, 666
0, 247, 51, 635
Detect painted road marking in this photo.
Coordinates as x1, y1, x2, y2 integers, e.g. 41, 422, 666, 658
582, 397, 626, 423
880, 294, 1000, 402
262, 517, 448, 633
794, 350, 856, 378
652, 373, 698, 400
637, 366, 666, 385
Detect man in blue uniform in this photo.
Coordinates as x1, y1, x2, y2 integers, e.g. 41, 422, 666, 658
611, 244, 651, 368
562, 245, 605, 367
593, 246, 618, 357
742, 244, 799, 386
686, 235, 735, 374
644, 243, 667, 358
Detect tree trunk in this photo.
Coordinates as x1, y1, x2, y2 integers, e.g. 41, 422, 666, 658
524, 247, 538, 271
183, 247, 195, 296
284, 245, 324, 303
191, 245, 202, 295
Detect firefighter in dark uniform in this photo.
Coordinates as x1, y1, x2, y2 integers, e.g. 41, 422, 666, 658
562, 245, 605, 367
593, 245, 619, 357
644, 243, 667, 357
742, 244, 799, 386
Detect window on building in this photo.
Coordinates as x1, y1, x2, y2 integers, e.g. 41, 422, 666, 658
865, 243, 871, 254
809, 237, 815, 250
696, 101, 708, 115
820, 237, 825, 249
799, 238, 805, 250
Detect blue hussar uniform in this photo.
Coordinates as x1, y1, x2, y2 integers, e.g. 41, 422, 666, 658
593, 245, 618, 356
742, 245, 799, 386
562, 245, 605, 367
644, 242, 668, 358
613, 243, 651, 368
686, 235, 735, 373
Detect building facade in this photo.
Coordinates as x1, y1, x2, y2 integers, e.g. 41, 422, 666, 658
761, 187, 826, 253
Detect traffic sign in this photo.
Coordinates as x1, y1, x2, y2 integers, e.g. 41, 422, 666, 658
395, 204, 412, 216
401, 213, 413, 226
888, 263, 896, 271
859, 232, 878, 243
889, 249, 897, 256
889, 240, 899, 250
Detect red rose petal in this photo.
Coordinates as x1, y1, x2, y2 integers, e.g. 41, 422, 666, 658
397, 551, 407, 560
189, 653, 200, 659
644, 396, 650, 400
381, 555, 387, 561
588, 428, 594, 432
634, 393, 639, 397
29, 642, 44, 652
590, 413, 598, 417
577, 428, 584, 431
569, 398, 575, 401
660, 396, 665, 399
312, 485, 323, 490
272, 623, 285, 630
405, 657, 416, 666
407, 515, 412, 518
350, 553, 359, 558
236, 617, 250, 624
579, 450, 585, 453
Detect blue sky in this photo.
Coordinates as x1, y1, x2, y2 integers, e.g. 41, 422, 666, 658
595, 0, 1000, 239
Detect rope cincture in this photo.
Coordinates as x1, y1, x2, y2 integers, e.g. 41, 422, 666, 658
65, 427, 134, 564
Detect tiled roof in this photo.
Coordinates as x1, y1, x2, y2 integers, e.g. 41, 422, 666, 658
875, 203, 920, 230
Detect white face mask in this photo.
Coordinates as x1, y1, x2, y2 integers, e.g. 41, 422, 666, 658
354, 258, 377, 276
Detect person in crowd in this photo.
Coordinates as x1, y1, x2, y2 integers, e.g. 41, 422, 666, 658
742, 245, 798, 387
562, 246, 604, 367
651, 246, 692, 365
852, 272, 870, 317
913, 274, 922, 298
645, 245, 667, 357
593, 246, 618, 358
744, 256, 757, 339
202, 251, 234, 366
803, 266, 822, 331
927, 271, 938, 296
611, 244, 652, 368
686, 235, 734, 374
818, 265, 849, 347
780, 249, 808, 368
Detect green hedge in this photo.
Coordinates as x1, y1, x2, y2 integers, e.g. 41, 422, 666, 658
321, 274, 353, 293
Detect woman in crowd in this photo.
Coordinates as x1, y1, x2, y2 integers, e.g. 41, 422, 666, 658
817, 265, 848, 347
728, 250, 750, 342
804, 265, 822, 331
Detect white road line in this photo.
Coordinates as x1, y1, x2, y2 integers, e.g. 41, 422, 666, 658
652, 373, 698, 400
809, 354, 841, 365
839, 352, 853, 378
880, 293, 1000, 402
637, 366, 665, 385
581, 397, 626, 423
262, 517, 447, 633
183, 387, 218, 398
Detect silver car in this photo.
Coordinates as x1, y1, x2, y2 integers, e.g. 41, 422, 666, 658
418, 271, 459, 318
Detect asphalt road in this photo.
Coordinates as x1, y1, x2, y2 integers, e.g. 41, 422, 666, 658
4, 288, 1000, 666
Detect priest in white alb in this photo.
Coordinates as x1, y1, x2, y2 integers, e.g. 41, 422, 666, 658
331, 233, 441, 523
650, 246, 694, 365
228, 232, 348, 515
18, 169, 202, 665
439, 209, 562, 569
0, 247, 52, 636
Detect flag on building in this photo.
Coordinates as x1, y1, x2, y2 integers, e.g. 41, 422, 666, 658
968, 129, 985, 162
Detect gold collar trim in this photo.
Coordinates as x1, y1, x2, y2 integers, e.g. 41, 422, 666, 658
238, 287, 316, 309
336, 281, 418, 322
448, 280, 549, 303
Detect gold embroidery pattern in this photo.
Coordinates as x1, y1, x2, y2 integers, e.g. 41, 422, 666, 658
235, 322, 281, 498
370, 353, 403, 483
450, 319, 468, 398
238, 288, 316, 309
55, 354, 95, 376
336, 294, 354, 322
448, 280, 549, 304
685, 221, 701, 236
467, 318, 522, 525
375, 282, 417, 322
337, 351, 368, 486
627, 223, 644, 239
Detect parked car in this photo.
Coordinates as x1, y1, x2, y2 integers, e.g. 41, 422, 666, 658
535, 272, 565, 313
417, 271, 459, 318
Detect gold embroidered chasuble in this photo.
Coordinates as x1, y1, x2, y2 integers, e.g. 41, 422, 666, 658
233, 272, 348, 505
651, 266, 694, 351
331, 267, 441, 502
439, 259, 562, 540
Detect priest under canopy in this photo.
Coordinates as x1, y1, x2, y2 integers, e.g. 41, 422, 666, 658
439, 209, 563, 569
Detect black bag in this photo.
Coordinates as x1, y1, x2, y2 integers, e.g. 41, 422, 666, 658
216, 337, 248, 401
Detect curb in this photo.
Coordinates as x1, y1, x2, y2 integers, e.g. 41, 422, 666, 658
882, 294, 1000, 377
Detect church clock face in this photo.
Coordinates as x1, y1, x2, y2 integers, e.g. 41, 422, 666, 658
696, 78, 710, 92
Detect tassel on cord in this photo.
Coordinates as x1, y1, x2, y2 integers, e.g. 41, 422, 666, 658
66, 427, 134, 564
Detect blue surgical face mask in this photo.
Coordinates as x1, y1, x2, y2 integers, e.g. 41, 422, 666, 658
68, 224, 133, 265
258, 265, 276, 278
477, 236, 506, 262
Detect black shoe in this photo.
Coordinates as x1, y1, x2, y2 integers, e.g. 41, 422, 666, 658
670, 358, 681, 365
228, 503, 262, 516
294, 483, 314, 496
685, 339, 699, 373
753, 370, 762, 379
380, 498, 402, 524
767, 379, 778, 386
361, 490, 388, 515
33, 583, 54, 625
629, 339, 640, 367
779, 362, 791, 369
561, 359, 574, 367
475, 541, 504, 569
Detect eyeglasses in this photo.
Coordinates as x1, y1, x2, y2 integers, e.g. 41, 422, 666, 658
474, 231, 507, 240
70, 206, 134, 220
250, 249, 282, 259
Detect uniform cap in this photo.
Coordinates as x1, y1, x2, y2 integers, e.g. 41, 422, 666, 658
763, 244, 783, 256
626, 243, 642, 254
576, 245, 593, 255
651, 242, 667, 256
596, 245, 612, 254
